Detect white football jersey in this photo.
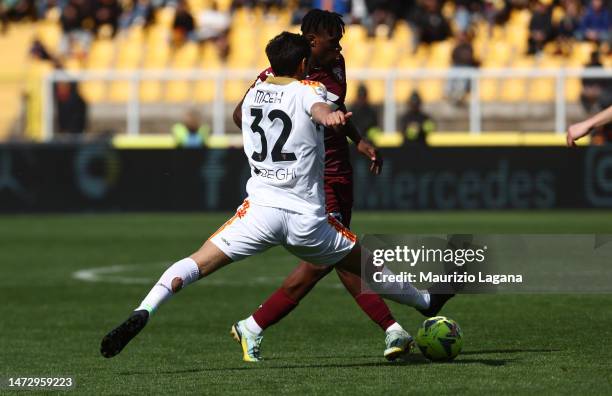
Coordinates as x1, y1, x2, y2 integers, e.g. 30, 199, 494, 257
241, 76, 328, 215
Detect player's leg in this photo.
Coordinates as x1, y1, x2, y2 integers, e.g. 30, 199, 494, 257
231, 260, 334, 362
246, 261, 332, 333
335, 243, 455, 315
334, 244, 429, 309
304, 215, 453, 315
100, 240, 232, 358
237, 211, 410, 361
334, 268, 414, 360
331, 209, 413, 360
101, 200, 278, 358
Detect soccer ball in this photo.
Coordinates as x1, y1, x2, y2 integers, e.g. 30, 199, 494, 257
416, 316, 463, 361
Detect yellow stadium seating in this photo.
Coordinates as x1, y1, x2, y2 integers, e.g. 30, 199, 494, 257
505, 25, 528, 54
529, 56, 562, 102
485, 40, 512, 67
395, 53, 421, 101
126, 25, 145, 44
8, 3, 607, 114
345, 39, 374, 68
165, 42, 199, 102
418, 78, 444, 102
108, 39, 143, 102
565, 77, 582, 101
500, 56, 534, 101
480, 72, 499, 101
569, 42, 597, 66
36, 22, 61, 53
194, 43, 222, 102
165, 79, 192, 102
82, 81, 107, 102
427, 40, 453, 68
216, 0, 232, 12
140, 80, 162, 102
257, 23, 286, 54
370, 39, 400, 69
155, 7, 176, 29
343, 24, 367, 44
87, 39, 115, 69
64, 57, 82, 71
552, 6, 565, 24
225, 79, 250, 103
143, 41, 170, 68
393, 21, 412, 46
108, 80, 131, 102
115, 40, 142, 69
508, 9, 532, 28
395, 79, 416, 103
364, 80, 386, 103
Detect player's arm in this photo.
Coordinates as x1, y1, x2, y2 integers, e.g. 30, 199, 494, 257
310, 103, 353, 128
567, 105, 612, 146
337, 104, 383, 175
232, 98, 244, 129
233, 74, 264, 129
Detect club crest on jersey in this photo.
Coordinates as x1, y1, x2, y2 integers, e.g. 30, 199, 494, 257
300, 80, 327, 100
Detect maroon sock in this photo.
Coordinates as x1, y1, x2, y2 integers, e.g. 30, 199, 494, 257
252, 288, 299, 330
354, 292, 396, 331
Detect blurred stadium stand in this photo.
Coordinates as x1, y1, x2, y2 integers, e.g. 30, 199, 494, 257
0, 0, 610, 144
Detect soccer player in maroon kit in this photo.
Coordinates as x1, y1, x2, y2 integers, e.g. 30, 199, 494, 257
230, 9, 414, 362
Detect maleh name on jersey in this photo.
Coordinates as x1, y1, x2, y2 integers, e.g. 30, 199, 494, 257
254, 90, 284, 104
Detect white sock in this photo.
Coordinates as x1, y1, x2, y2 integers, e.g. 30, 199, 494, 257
245, 315, 263, 335
136, 257, 200, 314
371, 266, 430, 310
385, 322, 403, 333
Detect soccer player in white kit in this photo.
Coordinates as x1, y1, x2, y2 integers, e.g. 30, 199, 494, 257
100, 32, 440, 360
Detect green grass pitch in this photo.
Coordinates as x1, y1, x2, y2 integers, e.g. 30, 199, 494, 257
2, 211, 612, 394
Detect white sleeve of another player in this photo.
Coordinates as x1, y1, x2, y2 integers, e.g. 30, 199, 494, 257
302, 83, 328, 116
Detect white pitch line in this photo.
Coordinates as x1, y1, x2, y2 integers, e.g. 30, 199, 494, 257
72, 262, 344, 289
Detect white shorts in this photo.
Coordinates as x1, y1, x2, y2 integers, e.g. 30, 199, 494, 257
209, 200, 356, 266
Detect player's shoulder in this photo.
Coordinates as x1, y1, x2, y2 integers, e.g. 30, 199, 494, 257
299, 80, 327, 97
299, 80, 325, 88
254, 67, 275, 85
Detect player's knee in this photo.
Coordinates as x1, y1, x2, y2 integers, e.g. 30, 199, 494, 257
171, 277, 184, 293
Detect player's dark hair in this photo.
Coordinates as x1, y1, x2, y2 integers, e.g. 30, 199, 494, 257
265, 32, 311, 77
300, 8, 345, 37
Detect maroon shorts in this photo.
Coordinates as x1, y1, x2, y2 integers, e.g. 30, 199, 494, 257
324, 176, 354, 228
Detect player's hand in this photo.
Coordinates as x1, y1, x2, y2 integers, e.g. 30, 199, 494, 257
566, 120, 592, 147
357, 139, 383, 175
323, 111, 352, 128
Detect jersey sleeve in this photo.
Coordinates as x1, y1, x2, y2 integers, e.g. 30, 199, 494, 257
252, 67, 275, 88
300, 81, 328, 115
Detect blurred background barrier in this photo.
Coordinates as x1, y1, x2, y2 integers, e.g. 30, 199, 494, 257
1, 144, 610, 212
37, 68, 612, 140
1, 1, 611, 145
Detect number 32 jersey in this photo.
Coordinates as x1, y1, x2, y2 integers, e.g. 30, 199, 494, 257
241, 76, 328, 216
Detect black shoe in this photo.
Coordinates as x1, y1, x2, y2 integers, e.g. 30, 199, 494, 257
417, 275, 463, 317
100, 310, 149, 358
417, 291, 455, 317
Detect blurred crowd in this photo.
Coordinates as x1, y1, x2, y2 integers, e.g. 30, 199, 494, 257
3, 0, 610, 140
2, 0, 610, 50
